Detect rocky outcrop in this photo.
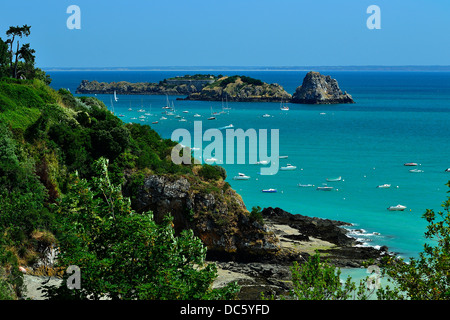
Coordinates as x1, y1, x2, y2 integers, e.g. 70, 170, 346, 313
75, 79, 208, 95
126, 174, 280, 261
183, 76, 292, 102
261, 207, 389, 267
291, 71, 354, 104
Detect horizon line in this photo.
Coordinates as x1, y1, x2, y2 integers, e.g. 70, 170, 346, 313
42, 65, 450, 72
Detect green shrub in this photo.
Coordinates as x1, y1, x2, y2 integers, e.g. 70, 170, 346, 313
198, 164, 225, 181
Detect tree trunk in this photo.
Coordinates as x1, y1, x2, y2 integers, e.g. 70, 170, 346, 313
13, 41, 19, 79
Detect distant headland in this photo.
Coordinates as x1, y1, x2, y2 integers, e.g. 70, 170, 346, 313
48, 65, 450, 72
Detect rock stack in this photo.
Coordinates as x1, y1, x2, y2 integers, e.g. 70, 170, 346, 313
291, 71, 354, 104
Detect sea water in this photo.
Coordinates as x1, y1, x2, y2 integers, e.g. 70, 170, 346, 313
49, 70, 450, 265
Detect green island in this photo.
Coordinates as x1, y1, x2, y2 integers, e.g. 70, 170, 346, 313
1, 25, 450, 301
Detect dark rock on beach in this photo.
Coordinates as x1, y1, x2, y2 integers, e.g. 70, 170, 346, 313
212, 207, 390, 299
291, 71, 355, 104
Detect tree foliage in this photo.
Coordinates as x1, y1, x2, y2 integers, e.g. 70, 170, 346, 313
377, 181, 450, 300
0, 25, 50, 83
42, 158, 239, 300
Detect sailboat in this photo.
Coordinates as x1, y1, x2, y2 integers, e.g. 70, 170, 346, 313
280, 99, 289, 111
223, 95, 231, 111
163, 95, 171, 109
208, 106, 216, 120
110, 97, 115, 115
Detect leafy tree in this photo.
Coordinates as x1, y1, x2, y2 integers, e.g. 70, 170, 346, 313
0, 25, 50, 82
0, 38, 9, 78
5, 25, 31, 79
289, 254, 360, 300
43, 158, 239, 300
377, 181, 450, 300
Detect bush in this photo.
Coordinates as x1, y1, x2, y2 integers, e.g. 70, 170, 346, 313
198, 164, 225, 181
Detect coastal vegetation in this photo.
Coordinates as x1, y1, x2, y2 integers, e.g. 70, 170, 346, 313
1, 24, 450, 301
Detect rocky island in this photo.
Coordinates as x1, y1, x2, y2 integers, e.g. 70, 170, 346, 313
182, 75, 292, 102
291, 71, 354, 104
75, 72, 355, 105
75, 74, 218, 95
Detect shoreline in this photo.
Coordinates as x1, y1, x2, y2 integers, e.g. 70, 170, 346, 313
209, 207, 390, 299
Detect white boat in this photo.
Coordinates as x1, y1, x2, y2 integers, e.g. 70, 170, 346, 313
138, 109, 145, 113
280, 164, 297, 171
205, 157, 218, 163
387, 204, 407, 211
404, 162, 418, 166
445, 168, 450, 172
262, 114, 271, 118
160, 116, 167, 120
262, 189, 277, 193
152, 121, 158, 124
179, 118, 187, 122
183, 111, 189, 113
114, 90, 118, 102
233, 173, 250, 180
139, 115, 145, 119
409, 169, 424, 173
218, 124, 234, 130
255, 160, 269, 165
316, 185, 334, 191
377, 184, 391, 188
118, 114, 125, 117
280, 99, 289, 111
194, 114, 202, 117
279, 156, 288, 159
298, 183, 314, 187
326, 176, 342, 182
128, 108, 132, 111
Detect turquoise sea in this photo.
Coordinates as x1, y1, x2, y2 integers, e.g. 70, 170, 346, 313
49, 70, 450, 267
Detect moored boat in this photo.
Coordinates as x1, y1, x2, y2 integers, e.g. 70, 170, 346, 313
262, 188, 277, 193
233, 173, 250, 180
298, 183, 314, 187
280, 164, 297, 171
387, 204, 407, 211
409, 169, 423, 173
377, 184, 391, 188
404, 163, 418, 166
326, 176, 342, 182
316, 185, 334, 191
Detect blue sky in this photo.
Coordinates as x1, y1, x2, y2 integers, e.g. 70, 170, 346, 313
1, 0, 450, 68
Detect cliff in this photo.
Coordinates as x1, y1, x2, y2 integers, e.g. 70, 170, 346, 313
75, 78, 214, 95
183, 75, 292, 102
291, 71, 354, 104
125, 172, 280, 261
